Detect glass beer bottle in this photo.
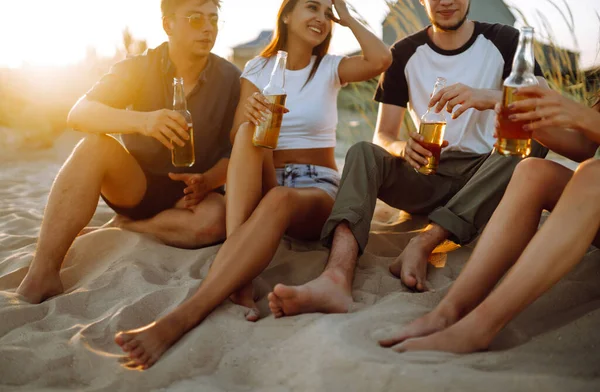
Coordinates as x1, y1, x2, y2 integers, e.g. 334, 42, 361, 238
253, 50, 288, 149
171, 77, 195, 167
496, 26, 538, 157
417, 77, 448, 175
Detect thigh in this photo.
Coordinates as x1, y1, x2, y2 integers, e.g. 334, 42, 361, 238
286, 188, 336, 241
516, 159, 574, 212
378, 158, 454, 215
262, 149, 279, 195
187, 192, 226, 216
94, 136, 148, 208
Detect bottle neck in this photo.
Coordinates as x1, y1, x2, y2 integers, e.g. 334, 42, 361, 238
510, 30, 535, 77
266, 52, 287, 93
431, 78, 446, 97
173, 78, 187, 111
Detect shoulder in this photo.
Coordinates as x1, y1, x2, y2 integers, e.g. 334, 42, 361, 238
322, 53, 346, 63
391, 28, 429, 53
476, 22, 519, 44
242, 56, 270, 74
210, 53, 242, 78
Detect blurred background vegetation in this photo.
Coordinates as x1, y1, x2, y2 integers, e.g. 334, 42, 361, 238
0, 0, 598, 157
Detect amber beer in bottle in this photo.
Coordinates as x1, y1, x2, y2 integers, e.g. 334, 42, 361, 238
496, 27, 538, 157
171, 77, 195, 167
416, 77, 448, 175
253, 51, 288, 149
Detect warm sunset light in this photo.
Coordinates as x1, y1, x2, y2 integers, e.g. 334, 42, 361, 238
2, 0, 597, 69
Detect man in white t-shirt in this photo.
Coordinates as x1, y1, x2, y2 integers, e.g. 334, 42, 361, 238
267, 0, 550, 317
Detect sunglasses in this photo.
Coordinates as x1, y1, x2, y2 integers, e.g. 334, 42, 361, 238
174, 13, 219, 29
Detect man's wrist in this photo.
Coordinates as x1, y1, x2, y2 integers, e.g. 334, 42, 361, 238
483, 89, 501, 110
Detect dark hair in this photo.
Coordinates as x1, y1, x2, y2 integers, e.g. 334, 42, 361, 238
161, 0, 221, 16
260, 0, 333, 86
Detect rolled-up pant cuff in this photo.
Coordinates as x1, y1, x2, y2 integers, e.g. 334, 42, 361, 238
428, 207, 478, 245
320, 209, 369, 254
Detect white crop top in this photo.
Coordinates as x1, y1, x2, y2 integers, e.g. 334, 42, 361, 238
241, 54, 346, 150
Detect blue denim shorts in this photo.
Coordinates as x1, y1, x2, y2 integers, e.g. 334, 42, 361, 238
275, 164, 340, 200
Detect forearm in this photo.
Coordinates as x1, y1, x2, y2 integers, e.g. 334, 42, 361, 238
578, 108, 600, 145
373, 132, 405, 158
202, 158, 229, 190
67, 98, 144, 135
534, 128, 598, 162
479, 89, 502, 111
346, 18, 391, 71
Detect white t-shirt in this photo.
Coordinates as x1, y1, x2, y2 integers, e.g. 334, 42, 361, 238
375, 22, 544, 154
241, 54, 345, 150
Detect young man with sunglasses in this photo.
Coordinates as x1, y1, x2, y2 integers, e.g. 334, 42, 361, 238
15, 0, 240, 304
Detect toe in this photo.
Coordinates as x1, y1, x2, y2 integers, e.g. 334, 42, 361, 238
245, 307, 260, 322
145, 354, 159, 369
129, 346, 145, 359
392, 342, 409, 353
115, 331, 133, 346
135, 352, 151, 367
401, 273, 418, 290
123, 340, 139, 353
379, 335, 404, 348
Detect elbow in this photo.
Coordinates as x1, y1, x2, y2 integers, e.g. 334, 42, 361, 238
374, 50, 393, 75
67, 98, 86, 130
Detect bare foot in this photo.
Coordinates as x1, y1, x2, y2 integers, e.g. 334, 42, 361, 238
115, 317, 186, 370
389, 225, 448, 291
16, 269, 64, 304
268, 269, 353, 318
230, 283, 260, 322
379, 305, 459, 348
391, 318, 492, 354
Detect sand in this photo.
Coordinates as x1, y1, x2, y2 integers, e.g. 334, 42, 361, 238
1, 132, 599, 392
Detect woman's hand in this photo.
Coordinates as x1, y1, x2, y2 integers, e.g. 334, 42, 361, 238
330, 0, 354, 26
508, 86, 588, 131
244, 92, 289, 127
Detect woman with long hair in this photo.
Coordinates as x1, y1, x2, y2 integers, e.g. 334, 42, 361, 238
115, 0, 392, 369
379, 86, 600, 353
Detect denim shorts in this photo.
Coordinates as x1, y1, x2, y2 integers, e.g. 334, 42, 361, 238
275, 164, 340, 201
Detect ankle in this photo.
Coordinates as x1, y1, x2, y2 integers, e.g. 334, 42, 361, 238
321, 268, 352, 291
435, 301, 462, 326
413, 224, 449, 252
27, 262, 61, 278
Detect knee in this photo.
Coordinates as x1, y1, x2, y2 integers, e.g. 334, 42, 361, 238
346, 141, 376, 162
74, 134, 121, 160
261, 187, 297, 219
512, 158, 555, 185
194, 195, 226, 244
233, 122, 255, 146
571, 159, 600, 197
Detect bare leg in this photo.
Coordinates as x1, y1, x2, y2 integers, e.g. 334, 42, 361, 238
389, 223, 449, 291
380, 159, 573, 347
380, 158, 573, 347
16, 135, 147, 303
386, 159, 600, 353
116, 193, 226, 249
114, 186, 334, 369
224, 123, 278, 320
268, 221, 357, 317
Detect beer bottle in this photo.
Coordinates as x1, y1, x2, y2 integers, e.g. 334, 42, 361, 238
417, 77, 447, 175
171, 77, 195, 167
253, 51, 288, 149
497, 26, 538, 157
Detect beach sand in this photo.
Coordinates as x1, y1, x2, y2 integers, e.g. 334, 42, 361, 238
1, 133, 599, 391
